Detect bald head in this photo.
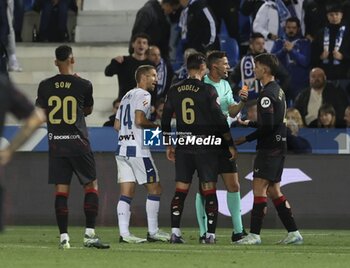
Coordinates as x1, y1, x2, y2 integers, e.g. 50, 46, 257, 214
310, 68, 326, 90
147, 46, 161, 65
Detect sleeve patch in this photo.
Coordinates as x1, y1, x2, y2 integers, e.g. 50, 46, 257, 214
260, 97, 271, 108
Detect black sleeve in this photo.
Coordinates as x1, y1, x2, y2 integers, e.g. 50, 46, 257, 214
84, 82, 94, 107
35, 81, 46, 108
161, 90, 174, 134
105, 59, 122, 76
131, 7, 153, 37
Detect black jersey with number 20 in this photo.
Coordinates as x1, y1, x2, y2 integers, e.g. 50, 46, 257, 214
36, 74, 93, 156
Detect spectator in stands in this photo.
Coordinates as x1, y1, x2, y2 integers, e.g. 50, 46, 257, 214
130, 0, 180, 60
286, 107, 305, 128
284, 0, 305, 34
294, 67, 348, 128
253, 0, 289, 52
240, 0, 265, 22
146, 45, 174, 103
304, 0, 327, 41
14, 0, 24, 42
343, 106, 350, 128
317, 103, 336, 128
153, 97, 165, 125
271, 17, 310, 105
311, 1, 350, 91
207, 0, 240, 40
105, 33, 154, 100
172, 47, 197, 84
178, 0, 219, 54
230, 32, 290, 100
6, 0, 22, 71
33, 0, 78, 42
103, 98, 121, 127
285, 107, 311, 154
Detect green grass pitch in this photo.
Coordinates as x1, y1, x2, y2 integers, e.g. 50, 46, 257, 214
0, 226, 350, 268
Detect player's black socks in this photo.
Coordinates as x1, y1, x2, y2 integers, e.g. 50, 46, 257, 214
55, 192, 69, 234
84, 189, 99, 229
273, 196, 298, 232
170, 189, 188, 228
203, 189, 218, 234
250, 196, 267, 235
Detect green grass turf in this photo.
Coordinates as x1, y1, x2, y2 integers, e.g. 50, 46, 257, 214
0, 227, 350, 268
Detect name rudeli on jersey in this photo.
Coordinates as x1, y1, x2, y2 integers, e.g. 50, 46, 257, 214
176, 84, 200, 93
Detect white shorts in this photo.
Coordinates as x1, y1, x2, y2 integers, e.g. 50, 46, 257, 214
115, 155, 159, 184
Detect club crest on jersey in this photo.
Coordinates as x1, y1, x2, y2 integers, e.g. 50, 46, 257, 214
260, 97, 271, 108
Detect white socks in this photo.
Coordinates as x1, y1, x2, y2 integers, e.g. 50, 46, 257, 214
117, 200, 131, 237
146, 198, 160, 235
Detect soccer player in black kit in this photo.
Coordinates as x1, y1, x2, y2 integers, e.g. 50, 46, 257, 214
35, 45, 109, 249
235, 53, 303, 245
161, 53, 237, 244
0, 76, 46, 231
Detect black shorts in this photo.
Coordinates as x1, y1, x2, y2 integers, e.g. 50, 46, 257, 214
253, 152, 285, 182
49, 152, 96, 185
175, 149, 219, 183
218, 147, 238, 174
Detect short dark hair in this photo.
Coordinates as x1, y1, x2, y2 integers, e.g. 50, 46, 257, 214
55, 45, 72, 61
326, 2, 343, 13
131, 33, 151, 44
113, 98, 121, 107
286, 17, 301, 28
135, 65, 156, 83
206, 50, 226, 69
186, 52, 206, 70
250, 32, 264, 41
254, 53, 279, 76
162, 0, 179, 6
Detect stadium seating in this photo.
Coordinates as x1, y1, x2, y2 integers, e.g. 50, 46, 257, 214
9, 44, 128, 126
218, 21, 240, 68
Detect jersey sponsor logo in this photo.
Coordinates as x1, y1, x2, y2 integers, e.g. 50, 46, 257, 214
49, 133, 81, 140
119, 132, 135, 141
217, 168, 312, 216
260, 97, 271, 108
